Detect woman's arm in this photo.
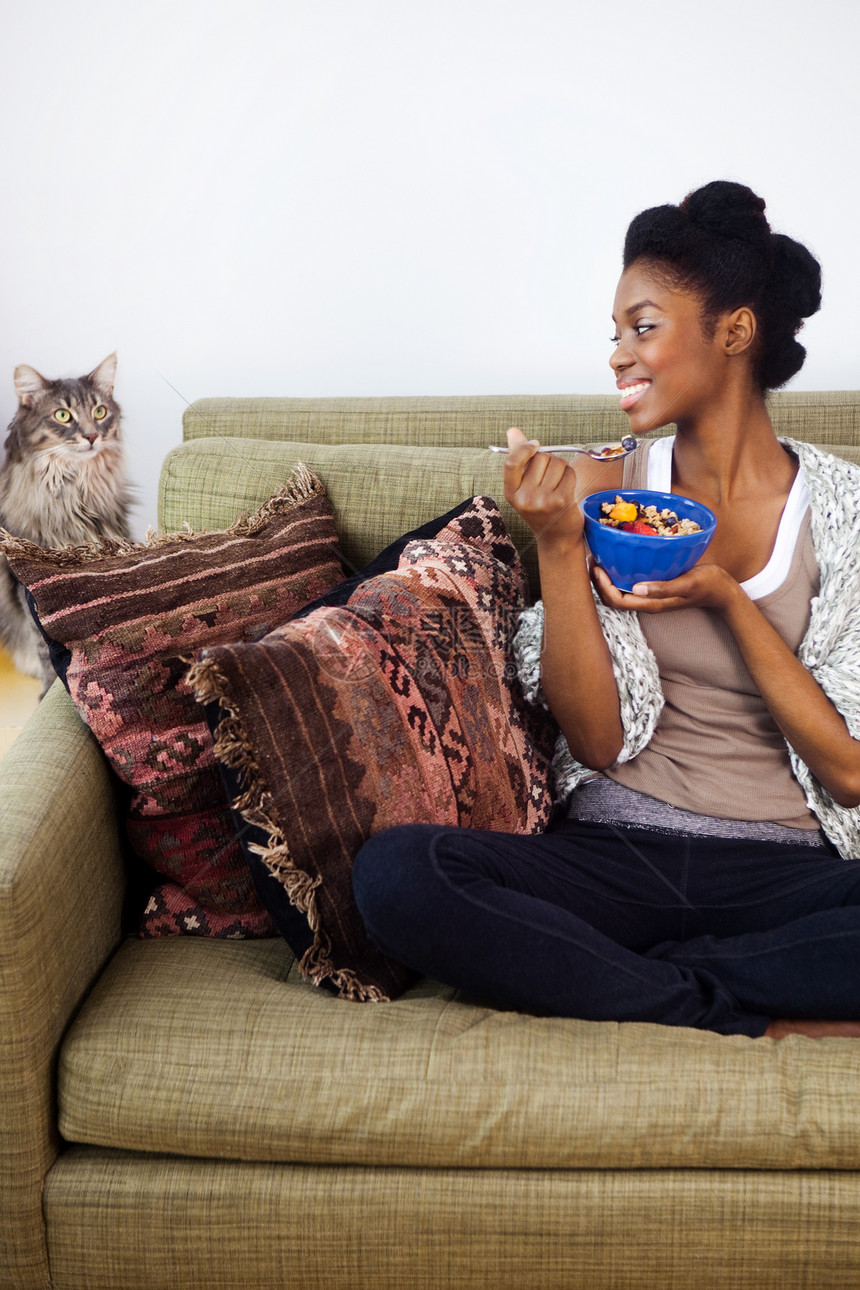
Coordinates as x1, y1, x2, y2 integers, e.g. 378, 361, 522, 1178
504, 430, 625, 770
593, 562, 860, 808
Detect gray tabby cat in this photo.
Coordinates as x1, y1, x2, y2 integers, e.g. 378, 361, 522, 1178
0, 353, 132, 692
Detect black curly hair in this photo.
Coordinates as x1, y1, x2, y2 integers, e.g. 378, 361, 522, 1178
622, 181, 821, 391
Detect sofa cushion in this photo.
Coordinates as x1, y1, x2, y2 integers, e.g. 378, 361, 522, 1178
159, 437, 545, 595
189, 496, 556, 1002
2, 468, 345, 939
57, 934, 860, 1171
158, 436, 860, 605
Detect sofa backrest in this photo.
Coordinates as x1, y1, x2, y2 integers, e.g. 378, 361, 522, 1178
182, 391, 860, 450
166, 392, 860, 598
161, 437, 546, 591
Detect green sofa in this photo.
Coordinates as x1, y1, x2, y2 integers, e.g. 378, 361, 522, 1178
3, 392, 860, 1290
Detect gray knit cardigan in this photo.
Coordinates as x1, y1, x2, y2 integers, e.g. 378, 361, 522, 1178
513, 439, 860, 859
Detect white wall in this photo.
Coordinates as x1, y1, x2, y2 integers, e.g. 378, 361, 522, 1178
1, 0, 857, 537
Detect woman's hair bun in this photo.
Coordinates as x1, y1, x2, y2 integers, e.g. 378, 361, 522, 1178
680, 180, 770, 251
623, 179, 822, 390
769, 232, 822, 320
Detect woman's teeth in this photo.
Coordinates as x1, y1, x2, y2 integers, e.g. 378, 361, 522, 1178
619, 382, 650, 408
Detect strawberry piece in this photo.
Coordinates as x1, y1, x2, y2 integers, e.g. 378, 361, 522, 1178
629, 520, 659, 536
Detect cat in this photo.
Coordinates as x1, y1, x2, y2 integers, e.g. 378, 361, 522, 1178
0, 352, 133, 693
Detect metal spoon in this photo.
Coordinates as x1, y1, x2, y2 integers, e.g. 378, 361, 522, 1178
487, 435, 637, 461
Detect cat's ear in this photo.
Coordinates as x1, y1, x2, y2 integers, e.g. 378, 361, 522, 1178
14, 364, 49, 407
87, 353, 117, 398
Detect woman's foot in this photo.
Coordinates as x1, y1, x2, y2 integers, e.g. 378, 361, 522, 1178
766, 1019, 860, 1039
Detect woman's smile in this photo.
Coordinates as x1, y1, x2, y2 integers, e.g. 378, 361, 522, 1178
617, 380, 651, 411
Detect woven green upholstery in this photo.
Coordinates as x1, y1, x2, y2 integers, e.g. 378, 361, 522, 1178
159, 436, 860, 598
182, 393, 637, 447
59, 935, 860, 1171
182, 390, 860, 448
159, 437, 543, 591
44, 1149, 860, 1289
0, 683, 125, 1289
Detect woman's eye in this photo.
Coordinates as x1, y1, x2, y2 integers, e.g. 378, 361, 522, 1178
93, 405, 107, 420
54, 408, 72, 424
609, 323, 654, 346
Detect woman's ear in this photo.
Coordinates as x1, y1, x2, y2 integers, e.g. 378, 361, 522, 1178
723, 306, 757, 357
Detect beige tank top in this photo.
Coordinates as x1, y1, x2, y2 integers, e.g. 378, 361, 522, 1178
604, 440, 821, 829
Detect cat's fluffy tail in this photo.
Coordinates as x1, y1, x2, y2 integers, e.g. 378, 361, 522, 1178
0, 552, 46, 681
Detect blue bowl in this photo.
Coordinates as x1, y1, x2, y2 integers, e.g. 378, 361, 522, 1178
581, 490, 717, 593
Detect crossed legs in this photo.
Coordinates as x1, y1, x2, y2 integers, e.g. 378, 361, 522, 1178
352, 819, 860, 1037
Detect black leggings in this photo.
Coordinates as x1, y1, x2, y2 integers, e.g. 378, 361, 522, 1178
352, 818, 860, 1036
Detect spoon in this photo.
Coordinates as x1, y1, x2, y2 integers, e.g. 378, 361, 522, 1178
487, 435, 637, 461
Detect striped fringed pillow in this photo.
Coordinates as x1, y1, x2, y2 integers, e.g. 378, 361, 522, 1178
2, 466, 346, 939
190, 496, 556, 1001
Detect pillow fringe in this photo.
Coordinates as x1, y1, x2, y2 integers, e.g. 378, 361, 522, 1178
0, 463, 324, 565
186, 656, 280, 827
313, 964, 388, 1004
188, 653, 388, 1002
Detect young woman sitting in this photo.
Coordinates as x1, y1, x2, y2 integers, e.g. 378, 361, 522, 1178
352, 179, 860, 1040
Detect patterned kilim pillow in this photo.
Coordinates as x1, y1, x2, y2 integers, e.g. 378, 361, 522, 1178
189, 496, 556, 1000
2, 466, 346, 938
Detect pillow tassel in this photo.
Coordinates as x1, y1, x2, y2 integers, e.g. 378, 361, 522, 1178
0, 464, 325, 564
186, 656, 279, 827
189, 653, 389, 1002
0, 527, 138, 564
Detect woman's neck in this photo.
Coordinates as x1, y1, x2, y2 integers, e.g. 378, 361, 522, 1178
670, 387, 797, 508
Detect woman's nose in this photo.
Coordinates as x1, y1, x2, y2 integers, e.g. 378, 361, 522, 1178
610, 345, 631, 373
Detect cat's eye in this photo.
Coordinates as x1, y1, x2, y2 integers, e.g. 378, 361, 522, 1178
93, 405, 107, 420
54, 408, 72, 424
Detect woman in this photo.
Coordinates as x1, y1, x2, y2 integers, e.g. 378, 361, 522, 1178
352, 180, 860, 1038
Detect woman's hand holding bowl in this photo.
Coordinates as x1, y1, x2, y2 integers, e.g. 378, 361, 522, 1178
591, 560, 740, 615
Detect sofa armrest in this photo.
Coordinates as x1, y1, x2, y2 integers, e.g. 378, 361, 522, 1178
0, 682, 126, 1290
